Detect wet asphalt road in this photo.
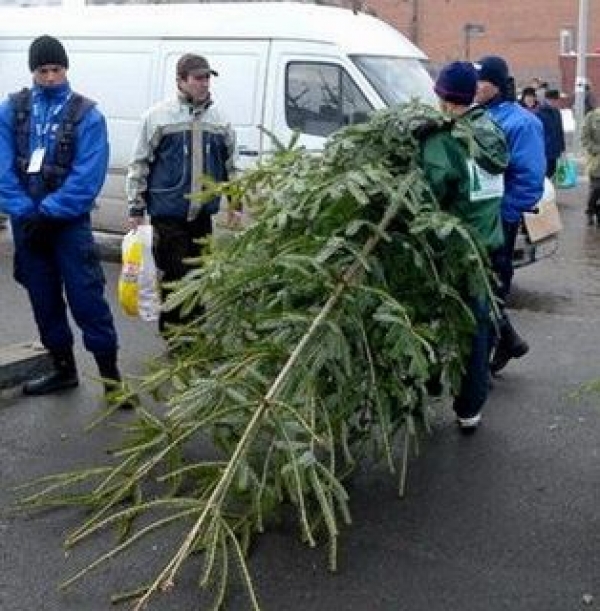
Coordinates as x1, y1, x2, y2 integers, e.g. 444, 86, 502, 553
1, 181, 600, 611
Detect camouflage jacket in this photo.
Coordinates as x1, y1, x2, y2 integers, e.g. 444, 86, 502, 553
581, 108, 600, 178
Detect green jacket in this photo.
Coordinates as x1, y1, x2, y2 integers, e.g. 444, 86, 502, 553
582, 108, 600, 178
420, 106, 508, 251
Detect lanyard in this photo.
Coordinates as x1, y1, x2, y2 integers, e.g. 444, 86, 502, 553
32, 93, 71, 149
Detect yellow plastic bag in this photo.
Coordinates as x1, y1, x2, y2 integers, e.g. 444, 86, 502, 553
118, 227, 159, 320
118, 230, 143, 316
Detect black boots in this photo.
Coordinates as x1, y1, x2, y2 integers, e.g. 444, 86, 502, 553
23, 348, 79, 395
93, 351, 123, 393
23, 348, 132, 408
490, 319, 529, 375
94, 351, 133, 409
586, 209, 600, 225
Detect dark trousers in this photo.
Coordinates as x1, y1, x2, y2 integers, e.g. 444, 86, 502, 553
453, 296, 492, 419
586, 177, 600, 216
11, 215, 118, 355
489, 217, 522, 344
546, 157, 558, 179
151, 213, 212, 332
490, 218, 519, 304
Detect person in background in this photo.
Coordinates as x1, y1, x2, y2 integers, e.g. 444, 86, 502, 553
416, 61, 508, 432
581, 106, 600, 225
584, 83, 597, 116
529, 77, 543, 89
518, 86, 539, 111
474, 55, 546, 375
534, 80, 549, 104
536, 88, 566, 179
126, 53, 235, 336
0, 35, 124, 399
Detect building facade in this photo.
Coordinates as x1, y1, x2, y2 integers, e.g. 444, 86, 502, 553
369, 0, 600, 91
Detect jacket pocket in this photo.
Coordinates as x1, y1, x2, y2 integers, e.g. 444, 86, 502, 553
148, 132, 189, 194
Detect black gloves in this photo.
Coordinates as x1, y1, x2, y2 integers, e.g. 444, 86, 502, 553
410, 117, 454, 142
411, 118, 442, 142
22, 215, 65, 254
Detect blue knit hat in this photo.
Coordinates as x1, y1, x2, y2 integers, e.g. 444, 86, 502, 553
434, 61, 477, 105
475, 55, 510, 90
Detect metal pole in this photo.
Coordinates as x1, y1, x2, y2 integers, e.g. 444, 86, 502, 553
411, 0, 419, 46
463, 24, 485, 63
573, 0, 589, 159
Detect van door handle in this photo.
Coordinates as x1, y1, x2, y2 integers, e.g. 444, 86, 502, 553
238, 149, 259, 157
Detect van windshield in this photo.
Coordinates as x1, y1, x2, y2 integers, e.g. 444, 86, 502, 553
351, 56, 436, 107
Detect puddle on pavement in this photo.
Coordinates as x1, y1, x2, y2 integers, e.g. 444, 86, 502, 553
509, 288, 573, 314
510, 222, 600, 316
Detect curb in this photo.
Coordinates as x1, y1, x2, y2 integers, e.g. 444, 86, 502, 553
0, 341, 52, 390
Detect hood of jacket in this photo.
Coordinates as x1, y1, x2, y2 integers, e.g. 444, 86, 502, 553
452, 105, 509, 176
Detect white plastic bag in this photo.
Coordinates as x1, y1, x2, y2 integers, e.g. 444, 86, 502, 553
117, 226, 160, 321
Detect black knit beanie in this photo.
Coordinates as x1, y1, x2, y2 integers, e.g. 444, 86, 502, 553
28, 35, 69, 72
475, 55, 510, 93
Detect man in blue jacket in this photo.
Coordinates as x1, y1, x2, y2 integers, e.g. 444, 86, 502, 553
0, 36, 124, 399
474, 55, 546, 374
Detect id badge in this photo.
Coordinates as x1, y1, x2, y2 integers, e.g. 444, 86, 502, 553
27, 147, 45, 174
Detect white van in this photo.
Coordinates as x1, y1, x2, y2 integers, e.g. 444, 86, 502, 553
0, 2, 435, 236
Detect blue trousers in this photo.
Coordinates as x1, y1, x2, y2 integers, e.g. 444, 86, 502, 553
11, 215, 118, 355
490, 218, 519, 304
490, 218, 521, 341
453, 296, 492, 420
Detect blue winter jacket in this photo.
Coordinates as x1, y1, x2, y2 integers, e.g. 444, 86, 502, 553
0, 81, 109, 220
484, 98, 545, 223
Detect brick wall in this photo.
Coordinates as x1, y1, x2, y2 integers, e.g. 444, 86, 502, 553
368, 0, 600, 92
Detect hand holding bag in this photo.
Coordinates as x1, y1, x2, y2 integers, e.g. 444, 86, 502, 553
118, 226, 160, 321
523, 177, 563, 243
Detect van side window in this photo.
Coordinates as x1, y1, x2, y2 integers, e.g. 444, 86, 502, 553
285, 62, 372, 138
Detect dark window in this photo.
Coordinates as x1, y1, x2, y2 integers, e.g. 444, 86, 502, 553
285, 62, 373, 138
